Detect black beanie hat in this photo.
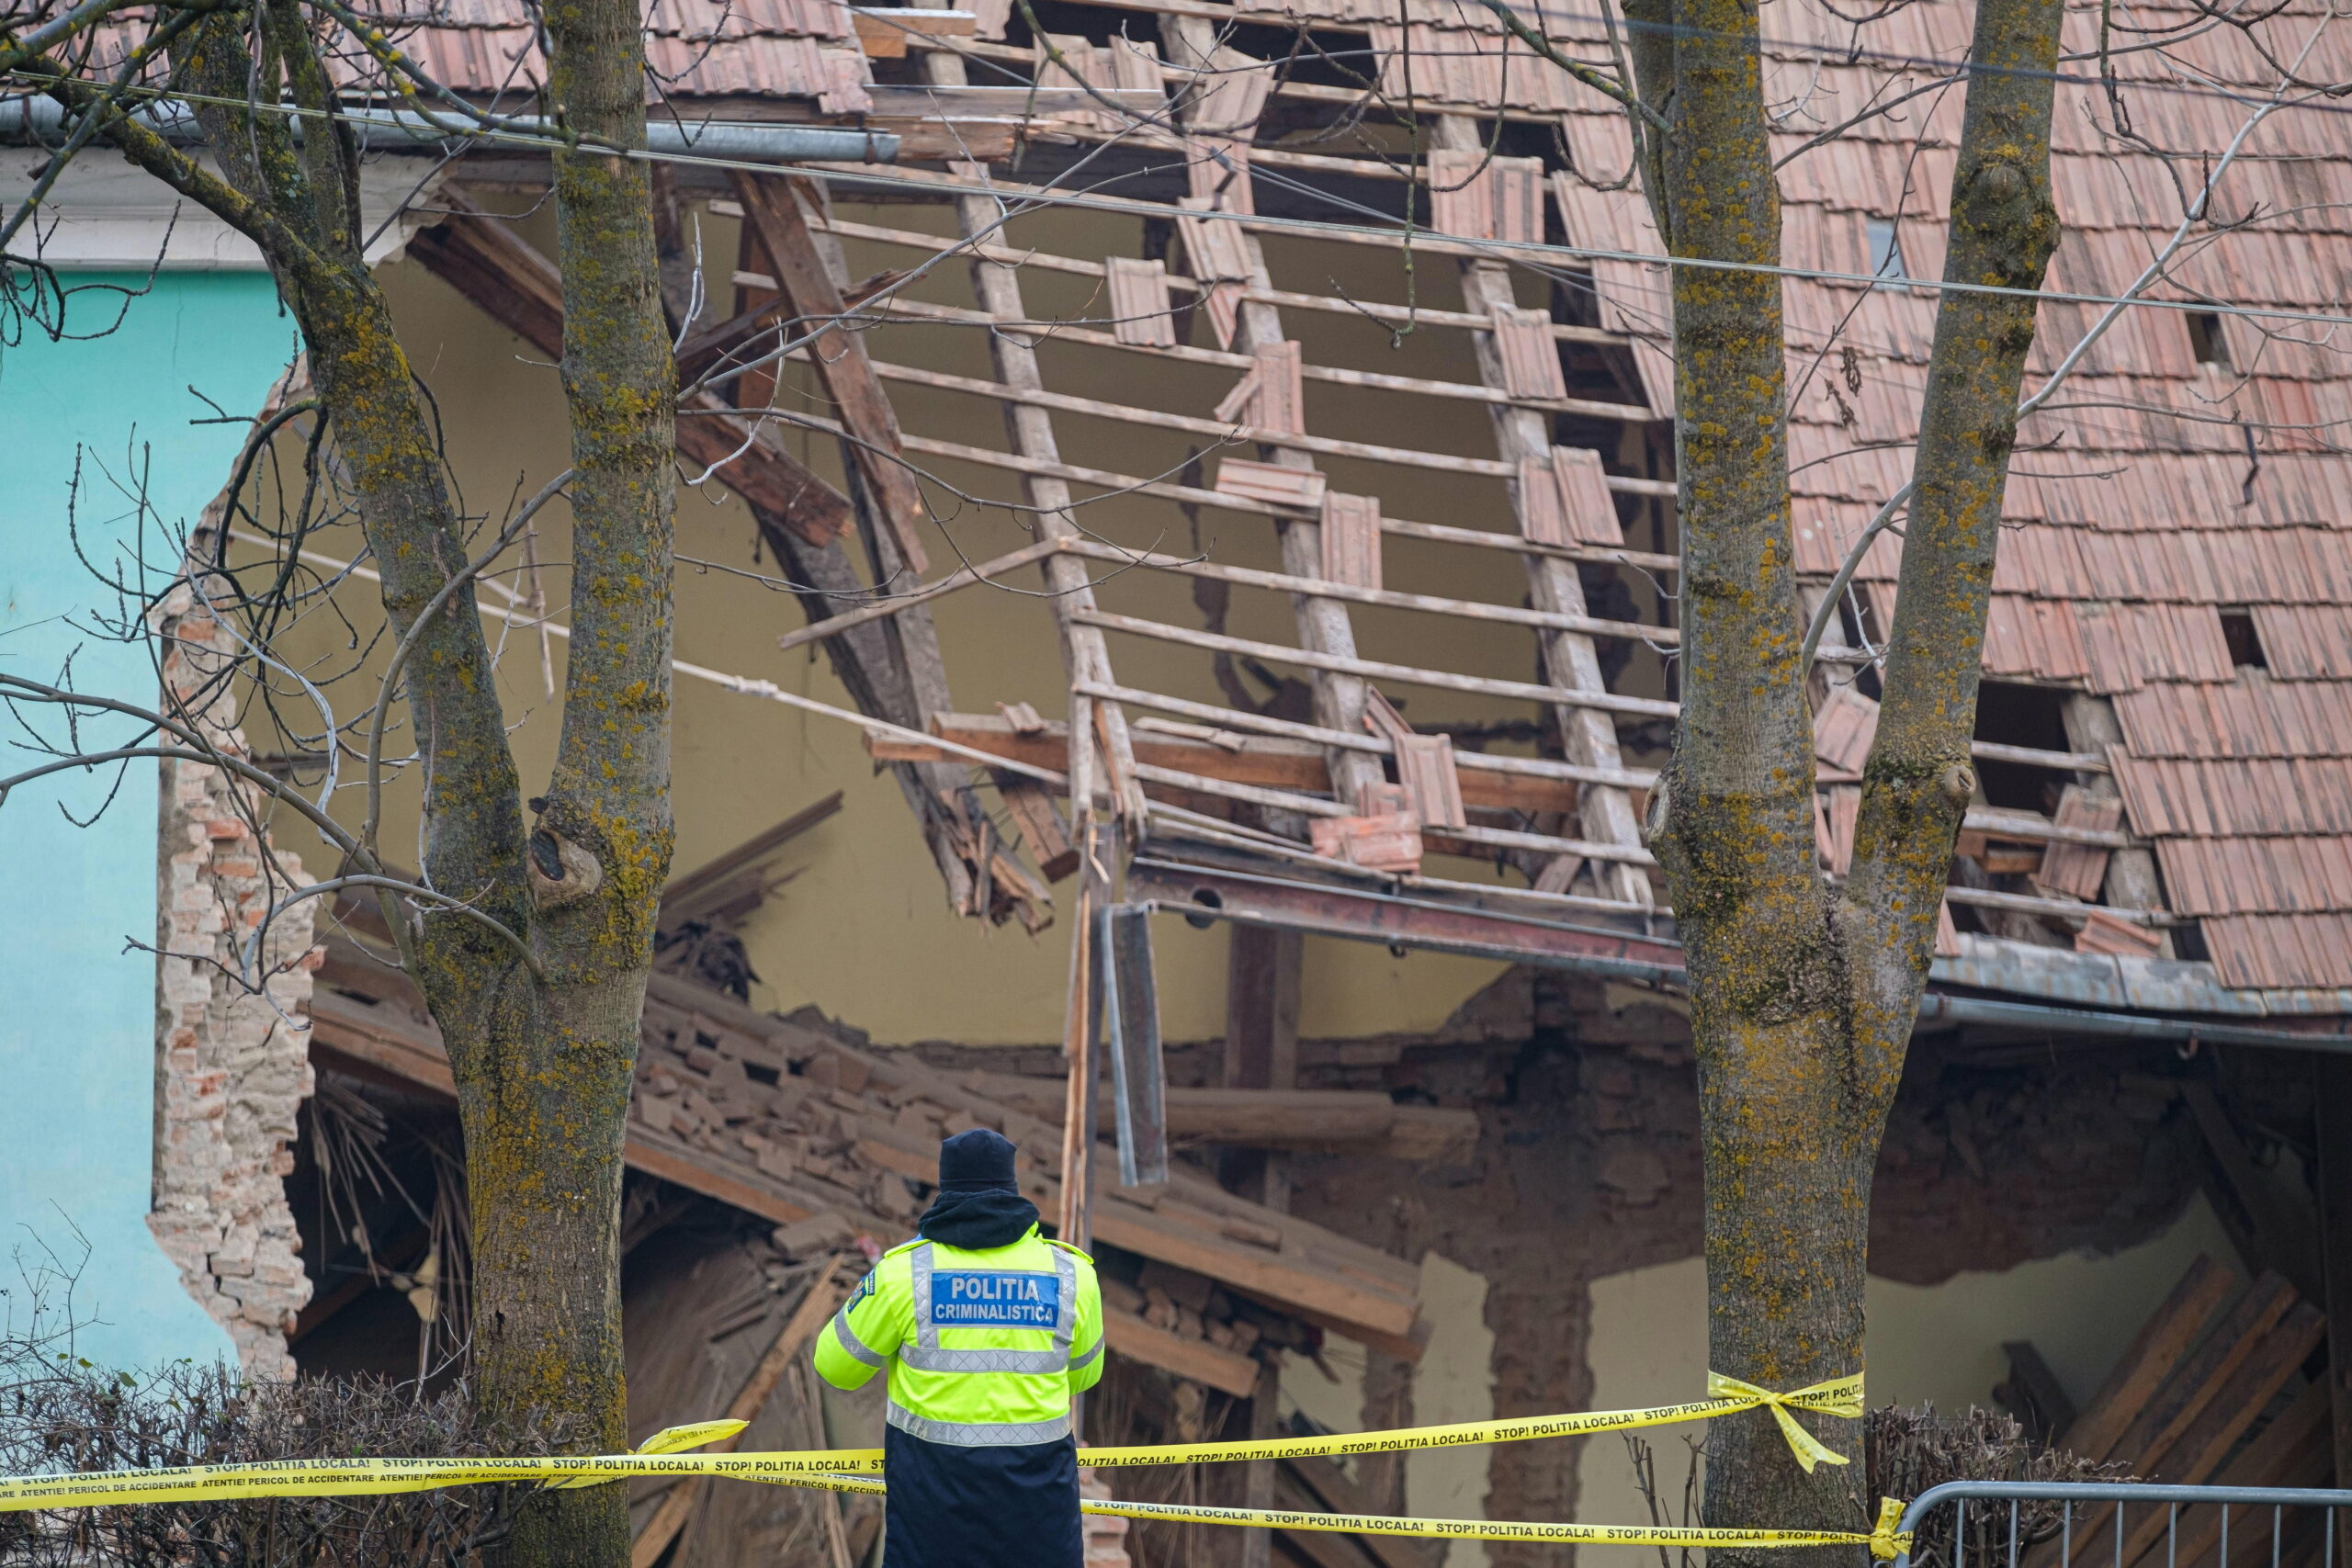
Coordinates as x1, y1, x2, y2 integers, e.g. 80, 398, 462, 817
936, 1128, 1020, 1195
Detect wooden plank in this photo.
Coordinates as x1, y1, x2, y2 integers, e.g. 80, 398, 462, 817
950, 1071, 1461, 1154
1104, 1306, 1260, 1396
999, 773, 1081, 880
2115, 1273, 2295, 1469
807, 247, 1637, 391
2154, 1379, 2335, 1568
864, 353, 1558, 481
2109, 1303, 2329, 1568
1224, 923, 1301, 1208
2040, 1273, 2300, 1568
1074, 608, 1681, 719
867, 711, 1591, 816
772, 386, 1679, 555
630, 1258, 852, 1568
305, 987, 458, 1096
1994, 1340, 2076, 1446
408, 188, 855, 547
2041, 1250, 2220, 1457
1280, 1450, 1443, 1568
1090, 1197, 1416, 1339
660, 791, 844, 924
1060, 540, 1675, 644
1075, 682, 1659, 790
730, 171, 931, 573
625, 1130, 824, 1228
1966, 804, 2134, 851
773, 537, 1062, 657
2187, 1083, 2325, 1303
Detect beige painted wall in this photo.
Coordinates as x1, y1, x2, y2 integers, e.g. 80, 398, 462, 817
1574, 1197, 2244, 1534
261, 191, 1612, 1043
1287, 1252, 1498, 1568
1263, 1198, 2235, 1553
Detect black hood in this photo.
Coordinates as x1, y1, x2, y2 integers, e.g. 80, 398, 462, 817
916, 1189, 1043, 1251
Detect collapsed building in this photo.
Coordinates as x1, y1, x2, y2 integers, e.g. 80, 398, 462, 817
6, 0, 2352, 1559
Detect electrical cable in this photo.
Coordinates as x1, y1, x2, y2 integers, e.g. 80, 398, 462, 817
8, 67, 2352, 335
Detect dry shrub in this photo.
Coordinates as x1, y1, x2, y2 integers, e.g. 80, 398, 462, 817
1624, 1404, 2126, 1568
1867, 1405, 2131, 1568
1, 1328, 580, 1567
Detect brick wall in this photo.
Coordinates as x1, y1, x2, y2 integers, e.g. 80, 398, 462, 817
147, 554, 319, 1380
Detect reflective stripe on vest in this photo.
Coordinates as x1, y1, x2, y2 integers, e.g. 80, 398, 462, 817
831, 1303, 889, 1369
899, 1241, 1079, 1375
886, 1403, 1074, 1448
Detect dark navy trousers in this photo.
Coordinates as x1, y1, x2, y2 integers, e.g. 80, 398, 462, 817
879, 1424, 1082, 1568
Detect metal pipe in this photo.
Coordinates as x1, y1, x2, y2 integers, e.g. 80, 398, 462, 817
0, 96, 900, 162
1915, 992, 2352, 1054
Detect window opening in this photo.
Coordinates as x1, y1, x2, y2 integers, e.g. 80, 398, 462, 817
2187, 310, 2231, 367
1865, 218, 1910, 290
2219, 607, 2266, 668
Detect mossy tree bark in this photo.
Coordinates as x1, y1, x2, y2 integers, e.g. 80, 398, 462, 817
75, 4, 676, 1561
1623, 0, 2064, 1550
469, 0, 677, 1558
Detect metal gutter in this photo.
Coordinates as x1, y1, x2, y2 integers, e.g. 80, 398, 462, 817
1915, 992, 2352, 1053
1134, 852, 2351, 1050
0, 97, 901, 162
1933, 931, 2352, 1018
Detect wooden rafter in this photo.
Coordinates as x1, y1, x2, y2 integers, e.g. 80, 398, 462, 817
405, 186, 854, 547
729, 170, 934, 574
408, 185, 1032, 922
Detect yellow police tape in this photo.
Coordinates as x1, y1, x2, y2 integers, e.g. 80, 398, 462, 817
1079, 1371, 1864, 1474
0, 1375, 1909, 1554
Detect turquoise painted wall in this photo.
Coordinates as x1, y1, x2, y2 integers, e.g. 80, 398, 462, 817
0, 272, 300, 1372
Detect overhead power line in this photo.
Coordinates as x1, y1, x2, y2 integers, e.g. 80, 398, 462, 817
8, 67, 2352, 334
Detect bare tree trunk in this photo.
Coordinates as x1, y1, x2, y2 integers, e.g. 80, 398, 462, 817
467, 0, 677, 1559
120, 10, 673, 1563
1629, 0, 2064, 1548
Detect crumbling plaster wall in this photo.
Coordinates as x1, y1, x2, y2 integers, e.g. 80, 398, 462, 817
148, 562, 320, 1380
914, 964, 2215, 1568
1279, 968, 2211, 1566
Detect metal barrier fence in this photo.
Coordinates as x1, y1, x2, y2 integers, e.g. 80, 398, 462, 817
1894, 1483, 2352, 1568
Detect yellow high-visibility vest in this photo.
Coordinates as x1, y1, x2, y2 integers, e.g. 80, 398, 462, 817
814, 1225, 1105, 1446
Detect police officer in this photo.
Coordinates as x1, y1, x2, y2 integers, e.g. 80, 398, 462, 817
815, 1127, 1104, 1568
